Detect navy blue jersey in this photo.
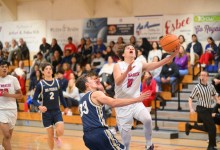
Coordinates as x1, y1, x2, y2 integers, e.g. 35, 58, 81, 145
79, 92, 108, 132
32, 79, 67, 110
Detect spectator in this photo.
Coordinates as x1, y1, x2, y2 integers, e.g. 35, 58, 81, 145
102, 46, 117, 62
31, 52, 46, 73
178, 35, 187, 49
83, 63, 93, 75
129, 35, 137, 47
212, 102, 220, 128
56, 69, 68, 91
98, 56, 115, 83
141, 71, 156, 112
91, 52, 105, 74
70, 56, 78, 72
0, 40, 3, 50
69, 73, 76, 81
109, 41, 115, 49
199, 37, 218, 68
174, 46, 188, 76
216, 43, 220, 69
51, 50, 62, 73
158, 36, 163, 50
148, 41, 162, 63
64, 37, 77, 54
186, 34, 203, 66
82, 38, 93, 64
19, 38, 30, 60
29, 70, 42, 91
74, 64, 83, 79
61, 49, 72, 65
135, 47, 147, 63
47, 38, 63, 61
30, 64, 40, 79
155, 55, 179, 96
93, 38, 106, 54
39, 37, 51, 58
63, 79, 80, 116
2, 41, 10, 52
212, 72, 220, 95
62, 63, 73, 81
77, 38, 86, 53
8, 39, 20, 63
113, 37, 125, 56
150, 56, 162, 79
137, 38, 152, 59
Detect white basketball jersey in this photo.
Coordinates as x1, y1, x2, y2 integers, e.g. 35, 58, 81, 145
115, 61, 142, 99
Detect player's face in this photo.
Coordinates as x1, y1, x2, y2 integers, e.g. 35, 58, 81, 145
123, 45, 136, 59
199, 72, 208, 83
43, 66, 53, 77
0, 64, 9, 77
86, 77, 98, 90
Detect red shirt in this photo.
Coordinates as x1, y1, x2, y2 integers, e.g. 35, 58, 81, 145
141, 79, 156, 107
63, 70, 73, 81
64, 43, 77, 54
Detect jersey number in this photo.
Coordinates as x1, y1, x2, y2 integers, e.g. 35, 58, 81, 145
127, 79, 134, 88
49, 92, 54, 100
79, 101, 89, 117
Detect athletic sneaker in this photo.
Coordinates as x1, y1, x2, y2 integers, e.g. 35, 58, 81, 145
185, 122, 192, 135
54, 137, 62, 148
146, 144, 154, 150
109, 128, 117, 135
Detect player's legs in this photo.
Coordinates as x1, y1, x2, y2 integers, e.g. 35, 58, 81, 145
0, 123, 13, 150
53, 110, 64, 147
55, 122, 64, 137
120, 129, 131, 150
134, 106, 152, 147
46, 126, 55, 150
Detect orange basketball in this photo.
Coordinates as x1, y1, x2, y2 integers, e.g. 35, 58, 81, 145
160, 34, 180, 52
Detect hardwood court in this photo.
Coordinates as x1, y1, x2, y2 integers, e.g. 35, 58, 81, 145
0, 126, 219, 150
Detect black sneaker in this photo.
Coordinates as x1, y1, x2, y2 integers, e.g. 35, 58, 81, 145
207, 146, 217, 150
185, 122, 192, 136
146, 144, 154, 150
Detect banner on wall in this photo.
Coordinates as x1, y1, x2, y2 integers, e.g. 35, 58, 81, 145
83, 18, 107, 43
47, 20, 82, 49
3, 21, 46, 51
163, 14, 194, 42
194, 15, 220, 41
135, 15, 163, 41
107, 17, 135, 43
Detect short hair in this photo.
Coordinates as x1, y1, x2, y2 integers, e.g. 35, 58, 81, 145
200, 70, 209, 76
75, 75, 88, 93
0, 60, 10, 67
68, 37, 72, 41
57, 69, 64, 74
41, 62, 53, 71
118, 44, 138, 61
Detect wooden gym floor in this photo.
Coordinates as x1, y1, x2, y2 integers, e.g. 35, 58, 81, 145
0, 126, 219, 150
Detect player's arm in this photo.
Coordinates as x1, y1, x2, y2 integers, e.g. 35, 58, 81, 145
58, 87, 69, 115
188, 86, 198, 113
142, 47, 179, 72
113, 62, 133, 86
2, 89, 23, 99
91, 91, 151, 108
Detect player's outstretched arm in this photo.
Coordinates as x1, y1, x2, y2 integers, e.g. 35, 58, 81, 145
143, 47, 179, 72
91, 90, 151, 107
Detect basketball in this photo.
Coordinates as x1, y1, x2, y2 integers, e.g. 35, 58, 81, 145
160, 34, 180, 52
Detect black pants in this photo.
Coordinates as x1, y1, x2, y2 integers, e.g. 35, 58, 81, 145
192, 105, 216, 147
66, 98, 79, 108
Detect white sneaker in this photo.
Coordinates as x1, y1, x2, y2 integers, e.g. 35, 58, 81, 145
109, 128, 117, 135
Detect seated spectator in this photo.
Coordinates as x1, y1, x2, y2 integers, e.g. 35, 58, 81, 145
51, 50, 62, 73
150, 56, 162, 79
30, 64, 40, 79
62, 63, 73, 81
137, 38, 152, 59
31, 52, 46, 73
93, 38, 106, 54
82, 38, 93, 64
148, 41, 162, 63
102, 46, 117, 62
109, 41, 115, 49
8, 39, 20, 63
155, 55, 179, 96
179, 35, 187, 49
113, 37, 125, 56
29, 70, 42, 91
135, 47, 147, 63
39, 37, 51, 58
61, 49, 72, 65
83, 63, 93, 75
64, 37, 77, 54
98, 56, 115, 83
77, 38, 86, 53
91, 52, 105, 74
174, 46, 188, 76
71, 56, 78, 72
2, 41, 10, 52
212, 72, 220, 95
63, 79, 80, 116
47, 38, 63, 61
199, 37, 218, 67
129, 35, 137, 47
74, 64, 83, 79
56, 69, 68, 91
0, 41, 3, 50
19, 38, 30, 60
141, 71, 156, 112
186, 34, 203, 66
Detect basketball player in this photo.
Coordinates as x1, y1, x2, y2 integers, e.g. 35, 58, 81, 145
32, 63, 68, 150
113, 44, 179, 150
75, 74, 151, 150
0, 60, 23, 150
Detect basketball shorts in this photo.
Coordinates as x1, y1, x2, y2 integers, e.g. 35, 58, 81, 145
0, 109, 17, 129
115, 102, 147, 131
42, 109, 63, 128
83, 128, 125, 150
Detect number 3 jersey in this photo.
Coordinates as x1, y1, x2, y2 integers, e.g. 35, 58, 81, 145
115, 61, 142, 99
79, 92, 108, 132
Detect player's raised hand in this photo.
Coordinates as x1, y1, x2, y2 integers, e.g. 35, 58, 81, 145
39, 106, 47, 113
137, 91, 151, 102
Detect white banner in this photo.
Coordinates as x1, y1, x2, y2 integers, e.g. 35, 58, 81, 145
163, 14, 194, 43
3, 20, 46, 51
135, 15, 163, 41
47, 20, 82, 49
107, 17, 135, 43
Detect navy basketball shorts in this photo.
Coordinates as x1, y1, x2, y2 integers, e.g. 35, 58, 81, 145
83, 128, 125, 150
42, 109, 63, 128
